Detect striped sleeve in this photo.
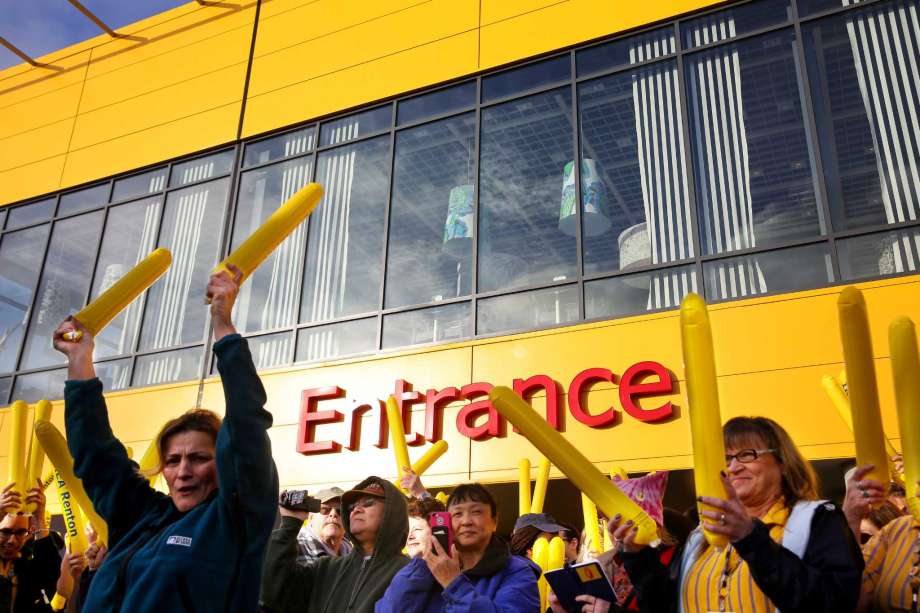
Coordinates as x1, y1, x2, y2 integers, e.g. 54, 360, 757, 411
861, 529, 888, 593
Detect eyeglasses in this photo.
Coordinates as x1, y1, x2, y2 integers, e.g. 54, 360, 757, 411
319, 504, 341, 516
348, 497, 380, 514
0, 528, 31, 540
725, 449, 776, 464
860, 532, 873, 545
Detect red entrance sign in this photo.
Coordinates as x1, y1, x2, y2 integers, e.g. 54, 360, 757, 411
296, 361, 675, 455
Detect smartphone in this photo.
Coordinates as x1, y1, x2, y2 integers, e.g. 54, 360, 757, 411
429, 511, 453, 555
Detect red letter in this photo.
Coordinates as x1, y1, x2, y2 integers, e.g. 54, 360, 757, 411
568, 368, 619, 428
513, 375, 562, 430
619, 361, 674, 422
378, 379, 425, 448
297, 387, 344, 454
456, 383, 502, 440
344, 396, 383, 451
425, 387, 459, 442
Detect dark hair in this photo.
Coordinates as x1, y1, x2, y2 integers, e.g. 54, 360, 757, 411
510, 525, 545, 556
407, 497, 445, 519
446, 483, 497, 518
865, 501, 903, 531
557, 522, 580, 546
152, 409, 222, 475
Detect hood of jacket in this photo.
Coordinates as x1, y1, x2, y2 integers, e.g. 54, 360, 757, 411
342, 476, 409, 560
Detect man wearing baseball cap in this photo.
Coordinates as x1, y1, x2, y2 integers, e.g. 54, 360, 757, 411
295, 487, 352, 567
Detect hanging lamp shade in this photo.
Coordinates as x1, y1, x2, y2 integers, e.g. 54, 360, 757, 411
559, 158, 610, 237
442, 183, 475, 258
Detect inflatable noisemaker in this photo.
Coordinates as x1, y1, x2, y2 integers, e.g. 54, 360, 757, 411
53, 470, 89, 554
530, 457, 551, 514
411, 440, 448, 476
533, 536, 549, 612
435, 491, 449, 505
519, 458, 531, 516
385, 396, 413, 493
581, 493, 602, 557
62, 248, 172, 342
889, 317, 920, 521
490, 387, 659, 546
837, 287, 890, 488
212, 182, 323, 284
610, 466, 628, 481
34, 420, 108, 545
548, 535, 566, 571
24, 399, 53, 513
679, 293, 728, 549
7, 401, 29, 511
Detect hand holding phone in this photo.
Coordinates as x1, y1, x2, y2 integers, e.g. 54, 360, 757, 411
428, 511, 453, 555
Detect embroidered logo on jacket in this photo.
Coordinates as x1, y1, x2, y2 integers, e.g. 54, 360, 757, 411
166, 535, 193, 547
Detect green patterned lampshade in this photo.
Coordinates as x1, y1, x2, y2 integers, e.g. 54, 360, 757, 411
559, 158, 609, 237
443, 184, 474, 258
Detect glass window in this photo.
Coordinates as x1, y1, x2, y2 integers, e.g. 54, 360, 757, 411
295, 318, 377, 362
586, 265, 698, 319
838, 227, 920, 281
244, 127, 315, 168
478, 285, 579, 335
0, 377, 10, 405
576, 27, 676, 77
233, 157, 313, 334
20, 211, 104, 370
681, 0, 793, 49
0, 225, 49, 373
798, 0, 870, 17
703, 242, 832, 301
397, 82, 475, 125
12, 368, 66, 403
95, 358, 132, 392
133, 346, 203, 388
90, 197, 162, 359
112, 167, 168, 202
386, 113, 476, 309
139, 178, 230, 351
246, 332, 294, 370
383, 302, 471, 348
0, 208, 7, 230
6, 198, 55, 229
321, 106, 391, 146
58, 184, 109, 217
578, 60, 694, 276
802, 1, 920, 232
478, 87, 577, 292
170, 150, 235, 188
482, 56, 570, 103
685, 30, 825, 256
301, 136, 390, 323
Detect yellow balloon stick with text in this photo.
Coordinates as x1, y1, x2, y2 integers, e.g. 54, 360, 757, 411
519, 459, 531, 516
8, 400, 29, 511
837, 287, 890, 488
411, 440, 448, 476
53, 469, 89, 554
581, 493, 602, 557
533, 536, 549, 612
680, 293, 729, 549
63, 248, 172, 342
212, 183, 323, 283
889, 317, 920, 521
25, 400, 53, 513
530, 457, 551, 514
490, 386, 659, 546
385, 396, 413, 492
548, 535, 566, 571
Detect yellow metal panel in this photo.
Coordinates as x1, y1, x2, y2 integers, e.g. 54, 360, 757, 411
98, 383, 201, 444
480, 0, 567, 25
0, 51, 91, 108
0, 119, 74, 171
0, 156, 65, 206
0, 83, 84, 140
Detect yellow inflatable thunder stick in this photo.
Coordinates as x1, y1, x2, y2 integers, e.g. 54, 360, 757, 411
548, 535, 566, 571
837, 287, 890, 489
889, 317, 920, 521
581, 493, 602, 557
533, 536, 549, 612
24, 400, 53, 513
62, 248, 172, 342
490, 387, 659, 546
435, 491, 449, 505
138, 438, 161, 487
34, 421, 108, 546
519, 458, 531, 516
212, 183, 324, 283
411, 440, 449, 476
531, 457, 551, 514
53, 470, 89, 554
680, 293, 728, 549
7, 401, 29, 512
386, 396, 413, 493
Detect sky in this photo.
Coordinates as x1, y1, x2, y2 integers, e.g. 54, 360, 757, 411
0, 0, 190, 70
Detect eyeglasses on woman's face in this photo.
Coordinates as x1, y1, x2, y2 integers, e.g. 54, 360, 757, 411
724, 448, 776, 465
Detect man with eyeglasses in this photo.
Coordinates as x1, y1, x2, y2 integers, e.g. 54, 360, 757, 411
260, 477, 408, 613
295, 487, 352, 567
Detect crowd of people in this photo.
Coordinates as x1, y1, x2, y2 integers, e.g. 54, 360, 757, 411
0, 267, 910, 612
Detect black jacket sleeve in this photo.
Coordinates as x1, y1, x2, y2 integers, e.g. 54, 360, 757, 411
260, 515, 317, 613
621, 545, 681, 613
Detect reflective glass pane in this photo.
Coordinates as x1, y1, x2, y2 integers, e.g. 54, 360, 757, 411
802, 1, 920, 231
321, 106, 391, 145
681, 0, 792, 49
798, 0, 870, 17
12, 368, 67, 403
477, 285, 579, 335
112, 168, 168, 202
244, 127, 315, 168
0, 208, 7, 230
170, 150, 236, 188
21, 212, 104, 370
479, 88, 577, 292
686, 30, 824, 256
295, 318, 377, 362
398, 82, 475, 125
703, 243, 832, 301
246, 332, 294, 370
90, 197, 162, 359
7, 199, 55, 229
95, 358, 132, 392
133, 346, 203, 387
383, 302, 471, 349
838, 227, 920, 281
578, 60, 694, 276
301, 136, 390, 323
0, 377, 9, 405
576, 27, 676, 77
58, 184, 109, 217
585, 265, 698, 319
234, 158, 313, 333
482, 56, 570, 103
0, 225, 50, 373
386, 113, 476, 309
140, 179, 229, 350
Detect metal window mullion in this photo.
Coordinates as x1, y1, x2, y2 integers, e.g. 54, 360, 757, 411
375, 104, 399, 352
471, 77, 483, 335
570, 50, 586, 320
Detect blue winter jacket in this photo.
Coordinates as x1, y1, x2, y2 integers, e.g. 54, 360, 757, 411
375, 538, 541, 613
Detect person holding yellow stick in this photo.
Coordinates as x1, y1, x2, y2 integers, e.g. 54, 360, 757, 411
52, 264, 278, 613
608, 416, 864, 613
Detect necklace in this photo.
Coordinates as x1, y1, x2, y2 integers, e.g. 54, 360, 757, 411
717, 545, 741, 613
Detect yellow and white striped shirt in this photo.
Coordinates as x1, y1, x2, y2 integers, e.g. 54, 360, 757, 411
862, 514, 920, 612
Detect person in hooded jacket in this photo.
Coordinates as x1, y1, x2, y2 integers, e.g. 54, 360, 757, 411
375, 483, 541, 613
260, 477, 409, 613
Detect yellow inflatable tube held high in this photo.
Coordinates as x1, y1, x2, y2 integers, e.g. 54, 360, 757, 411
63, 248, 172, 342
8, 400, 29, 511
489, 387, 659, 546
889, 317, 920, 521
34, 421, 108, 546
53, 469, 89, 554
25, 400, 53, 513
531, 457, 551, 514
411, 440, 448, 476
385, 396, 413, 492
837, 287, 890, 488
680, 293, 728, 549
519, 459, 531, 517
581, 493, 602, 557
548, 536, 566, 571
533, 537, 549, 612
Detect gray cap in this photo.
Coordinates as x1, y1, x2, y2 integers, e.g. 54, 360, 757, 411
513, 512, 565, 533
314, 487, 345, 504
